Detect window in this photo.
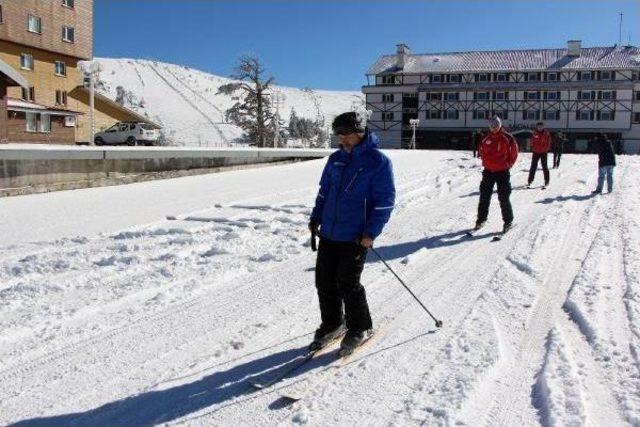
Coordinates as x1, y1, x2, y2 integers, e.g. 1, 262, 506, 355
474, 110, 489, 120
578, 91, 593, 100
383, 112, 394, 121
634, 112, 640, 123
21, 87, 35, 101
28, 15, 42, 33
635, 91, 640, 101
445, 92, 458, 101
39, 114, 51, 132
431, 74, 442, 83
382, 93, 394, 103
597, 111, 615, 121
26, 113, 37, 132
475, 92, 489, 100
494, 91, 508, 100
445, 110, 459, 120
524, 91, 540, 100
546, 91, 561, 100
576, 110, 592, 121
523, 110, 540, 120
495, 73, 508, 82
427, 92, 442, 101
599, 91, 616, 100
476, 73, 489, 82
448, 74, 460, 83
55, 61, 66, 76
428, 110, 441, 119
20, 54, 34, 70
62, 0, 75, 8
55, 90, 68, 105
579, 71, 592, 81
600, 71, 612, 81
492, 110, 508, 119
546, 72, 559, 82
62, 26, 75, 43
543, 110, 560, 120
527, 72, 540, 82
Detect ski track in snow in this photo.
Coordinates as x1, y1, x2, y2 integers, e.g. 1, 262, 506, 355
0, 152, 639, 426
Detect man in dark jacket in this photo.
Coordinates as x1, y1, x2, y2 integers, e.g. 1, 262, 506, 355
472, 130, 482, 158
527, 122, 551, 188
474, 116, 519, 233
553, 131, 566, 169
308, 111, 395, 355
593, 133, 616, 194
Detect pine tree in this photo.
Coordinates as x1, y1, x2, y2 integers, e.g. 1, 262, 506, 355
217, 55, 276, 147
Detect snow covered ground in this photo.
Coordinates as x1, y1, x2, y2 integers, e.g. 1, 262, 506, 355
84, 58, 363, 146
1, 151, 639, 426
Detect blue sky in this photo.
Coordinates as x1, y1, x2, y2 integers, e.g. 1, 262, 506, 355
94, 1, 640, 91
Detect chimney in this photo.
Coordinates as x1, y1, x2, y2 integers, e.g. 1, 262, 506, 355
567, 40, 582, 56
396, 43, 410, 69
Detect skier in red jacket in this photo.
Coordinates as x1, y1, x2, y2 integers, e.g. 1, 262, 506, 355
527, 122, 551, 189
474, 116, 518, 233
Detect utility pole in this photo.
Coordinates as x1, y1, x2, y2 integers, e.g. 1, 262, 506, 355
619, 12, 623, 45
271, 91, 285, 148
409, 118, 419, 149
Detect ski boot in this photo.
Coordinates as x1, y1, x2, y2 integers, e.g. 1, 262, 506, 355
339, 329, 374, 357
309, 323, 345, 352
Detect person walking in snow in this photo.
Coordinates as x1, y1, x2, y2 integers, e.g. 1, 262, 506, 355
308, 111, 396, 356
553, 131, 566, 169
527, 122, 551, 188
592, 133, 616, 194
472, 129, 483, 158
473, 116, 518, 233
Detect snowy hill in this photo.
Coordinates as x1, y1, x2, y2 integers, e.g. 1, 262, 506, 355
81, 58, 364, 146
1, 152, 639, 425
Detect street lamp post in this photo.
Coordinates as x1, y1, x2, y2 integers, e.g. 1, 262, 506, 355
409, 118, 420, 149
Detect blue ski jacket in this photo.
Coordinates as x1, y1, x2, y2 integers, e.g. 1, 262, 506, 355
310, 129, 395, 242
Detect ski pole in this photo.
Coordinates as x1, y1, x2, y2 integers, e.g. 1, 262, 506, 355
311, 229, 317, 252
370, 247, 443, 328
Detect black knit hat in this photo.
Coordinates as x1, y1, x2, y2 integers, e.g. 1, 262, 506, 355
332, 111, 367, 134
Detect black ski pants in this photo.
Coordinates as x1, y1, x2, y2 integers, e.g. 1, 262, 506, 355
553, 151, 562, 168
528, 153, 550, 185
315, 237, 372, 333
477, 169, 514, 225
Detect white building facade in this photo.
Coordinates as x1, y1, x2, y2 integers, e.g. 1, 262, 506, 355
363, 41, 640, 153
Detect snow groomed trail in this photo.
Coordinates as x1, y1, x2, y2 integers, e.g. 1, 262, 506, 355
1, 151, 639, 426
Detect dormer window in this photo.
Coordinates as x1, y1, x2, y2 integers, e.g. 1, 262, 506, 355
477, 73, 489, 82
431, 74, 442, 83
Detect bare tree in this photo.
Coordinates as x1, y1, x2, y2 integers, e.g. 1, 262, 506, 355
218, 55, 276, 147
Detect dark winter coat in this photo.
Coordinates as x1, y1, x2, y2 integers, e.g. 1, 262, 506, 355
595, 137, 616, 167
310, 129, 395, 242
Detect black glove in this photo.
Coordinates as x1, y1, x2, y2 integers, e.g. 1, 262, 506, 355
308, 221, 319, 234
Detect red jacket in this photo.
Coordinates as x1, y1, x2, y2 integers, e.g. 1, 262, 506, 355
531, 130, 551, 154
480, 130, 519, 172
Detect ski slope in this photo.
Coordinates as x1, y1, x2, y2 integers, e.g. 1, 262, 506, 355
1, 151, 639, 426
83, 58, 363, 147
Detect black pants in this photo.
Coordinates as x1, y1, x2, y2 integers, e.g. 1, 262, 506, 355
477, 169, 514, 224
315, 238, 372, 333
553, 151, 561, 168
528, 153, 550, 185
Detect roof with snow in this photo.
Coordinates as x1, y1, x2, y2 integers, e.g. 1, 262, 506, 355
367, 45, 640, 75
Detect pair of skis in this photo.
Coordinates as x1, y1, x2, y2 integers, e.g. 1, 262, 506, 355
250, 329, 379, 401
466, 223, 516, 241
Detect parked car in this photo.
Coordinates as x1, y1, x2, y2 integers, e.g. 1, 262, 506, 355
94, 122, 159, 146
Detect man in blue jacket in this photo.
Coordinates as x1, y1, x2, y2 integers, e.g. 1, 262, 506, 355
308, 111, 396, 356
